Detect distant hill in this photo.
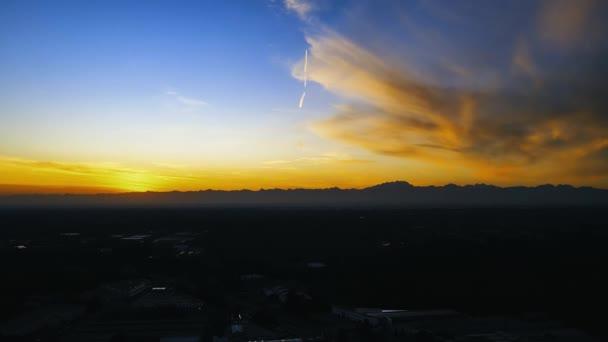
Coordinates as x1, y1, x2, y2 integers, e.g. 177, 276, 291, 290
1, 181, 607, 207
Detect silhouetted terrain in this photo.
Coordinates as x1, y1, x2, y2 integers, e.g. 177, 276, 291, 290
1, 207, 607, 341
1, 181, 607, 207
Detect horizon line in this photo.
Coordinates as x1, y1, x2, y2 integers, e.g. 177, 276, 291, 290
1, 181, 605, 196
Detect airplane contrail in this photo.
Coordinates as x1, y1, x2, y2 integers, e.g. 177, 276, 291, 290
299, 49, 308, 108
304, 49, 308, 87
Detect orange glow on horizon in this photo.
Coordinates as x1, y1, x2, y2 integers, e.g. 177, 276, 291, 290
1, 154, 606, 195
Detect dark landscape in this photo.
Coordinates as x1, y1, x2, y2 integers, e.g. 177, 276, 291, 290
2, 182, 607, 207
1, 185, 607, 341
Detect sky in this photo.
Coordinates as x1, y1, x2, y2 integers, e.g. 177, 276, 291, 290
1, 0, 607, 193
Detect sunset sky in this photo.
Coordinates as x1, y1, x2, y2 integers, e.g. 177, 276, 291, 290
1, 0, 608, 193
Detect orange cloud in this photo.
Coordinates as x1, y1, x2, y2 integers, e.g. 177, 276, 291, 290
295, 29, 608, 187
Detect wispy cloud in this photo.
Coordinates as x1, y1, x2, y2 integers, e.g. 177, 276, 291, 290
0, 155, 212, 193
176, 96, 207, 106
284, 0, 315, 20
166, 90, 207, 107
263, 153, 372, 167
0, 156, 157, 192
511, 41, 538, 83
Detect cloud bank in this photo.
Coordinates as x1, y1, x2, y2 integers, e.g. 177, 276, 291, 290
290, 0, 608, 185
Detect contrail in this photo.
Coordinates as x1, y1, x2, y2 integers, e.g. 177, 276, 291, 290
299, 49, 308, 108
304, 49, 308, 87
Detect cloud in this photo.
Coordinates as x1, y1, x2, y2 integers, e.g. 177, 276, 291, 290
0, 156, 158, 192
511, 41, 538, 82
284, 0, 315, 20
0, 156, 212, 193
176, 96, 207, 106
166, 91, 207, 107
538, 0, 596, 46
263, 153, 372, 167
293, 27, 608, 184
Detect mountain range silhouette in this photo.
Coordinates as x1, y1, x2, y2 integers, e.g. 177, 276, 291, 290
1, 181, 607, 207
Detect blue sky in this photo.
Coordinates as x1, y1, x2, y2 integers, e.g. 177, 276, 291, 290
1, 1, 309, 117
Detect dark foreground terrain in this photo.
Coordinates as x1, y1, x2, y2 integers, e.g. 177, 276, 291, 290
1, 208, 606, 341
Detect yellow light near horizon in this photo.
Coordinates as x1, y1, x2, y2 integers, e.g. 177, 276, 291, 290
1, 153, 606, 195
109, 172, 158, 192
0, 156, 153, 193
